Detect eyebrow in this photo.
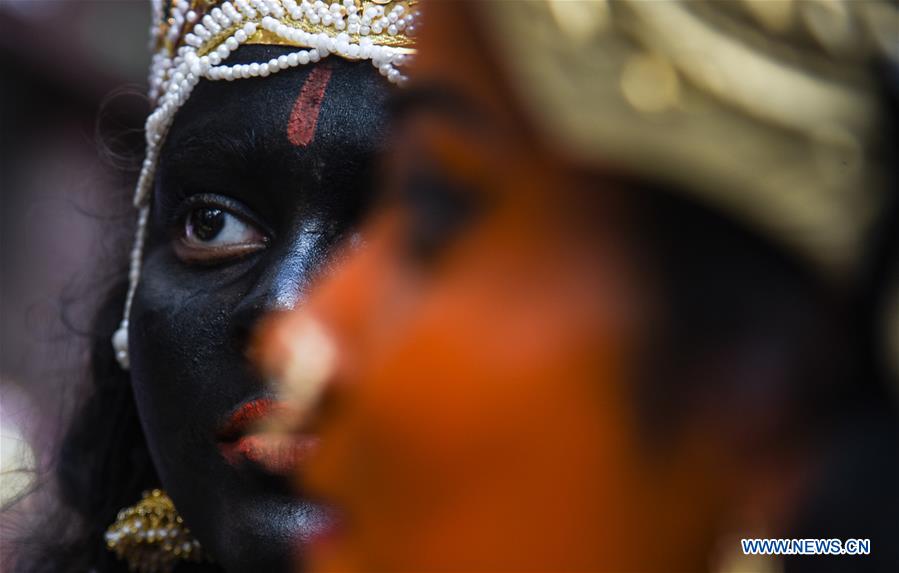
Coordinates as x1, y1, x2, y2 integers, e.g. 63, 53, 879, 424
163, 127, 260, 171
387, 82, 485, 127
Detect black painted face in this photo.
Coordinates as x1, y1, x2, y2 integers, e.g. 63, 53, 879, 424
128, 46, 390, 572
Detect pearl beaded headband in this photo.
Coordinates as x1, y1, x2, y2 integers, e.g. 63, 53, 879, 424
112, 0, 418, 369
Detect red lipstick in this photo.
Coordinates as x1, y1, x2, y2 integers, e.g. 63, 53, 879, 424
217, 398, 319, 476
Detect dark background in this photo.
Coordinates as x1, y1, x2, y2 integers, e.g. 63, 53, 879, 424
0, 0, 150, 505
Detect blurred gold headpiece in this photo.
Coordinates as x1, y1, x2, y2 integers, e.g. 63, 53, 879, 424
482, 0, 897, 280
112, 0, 419, 369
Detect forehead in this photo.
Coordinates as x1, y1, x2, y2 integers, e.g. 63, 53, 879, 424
164, 45, 391, 162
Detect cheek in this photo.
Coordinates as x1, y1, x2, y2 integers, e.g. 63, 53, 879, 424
127, 228, 337, 568
307, 219, 655, 570
126, 248, 249, 474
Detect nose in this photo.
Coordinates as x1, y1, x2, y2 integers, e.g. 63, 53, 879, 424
231, 220, 333, 351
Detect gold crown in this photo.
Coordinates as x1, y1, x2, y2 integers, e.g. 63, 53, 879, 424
153, 0, 417, 57
481, 0, 897, 281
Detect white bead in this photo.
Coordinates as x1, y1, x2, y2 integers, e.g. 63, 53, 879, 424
223, 3, 240, 20
268, 0, 285, 18
202, 15, 221, 35
298, 50, 310, 64
113, 326, 128, 349
212, 8, 229, 26
251, 0, 270, 16
113, 322, 129, 369
287, 52, 299, 66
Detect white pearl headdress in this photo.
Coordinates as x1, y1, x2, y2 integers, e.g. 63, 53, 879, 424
112, 0, 418, 369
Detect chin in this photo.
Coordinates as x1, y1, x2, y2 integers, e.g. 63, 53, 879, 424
207, 494, 329, 572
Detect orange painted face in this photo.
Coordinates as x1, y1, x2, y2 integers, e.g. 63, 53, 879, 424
259, 3, 729, 572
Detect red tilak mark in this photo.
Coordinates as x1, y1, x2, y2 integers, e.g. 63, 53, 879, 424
287, 65, 333, 147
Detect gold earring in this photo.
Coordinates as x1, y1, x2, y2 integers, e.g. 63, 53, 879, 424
105, 489, 208, 573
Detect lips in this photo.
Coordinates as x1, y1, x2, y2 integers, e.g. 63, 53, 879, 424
217, 398, 319, 476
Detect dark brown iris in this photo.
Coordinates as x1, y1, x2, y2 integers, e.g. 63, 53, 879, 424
189, 208, 225, 241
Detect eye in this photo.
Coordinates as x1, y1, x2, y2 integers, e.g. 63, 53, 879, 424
174, 202, 269, 263
400, 162, 483, 266
185, 207, 253, 246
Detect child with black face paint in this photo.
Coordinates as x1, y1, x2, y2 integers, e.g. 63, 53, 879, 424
9, 1, 418, 571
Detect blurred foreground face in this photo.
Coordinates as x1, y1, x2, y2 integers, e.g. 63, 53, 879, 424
252, 1, 899, 571
258, 4, 740, 572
